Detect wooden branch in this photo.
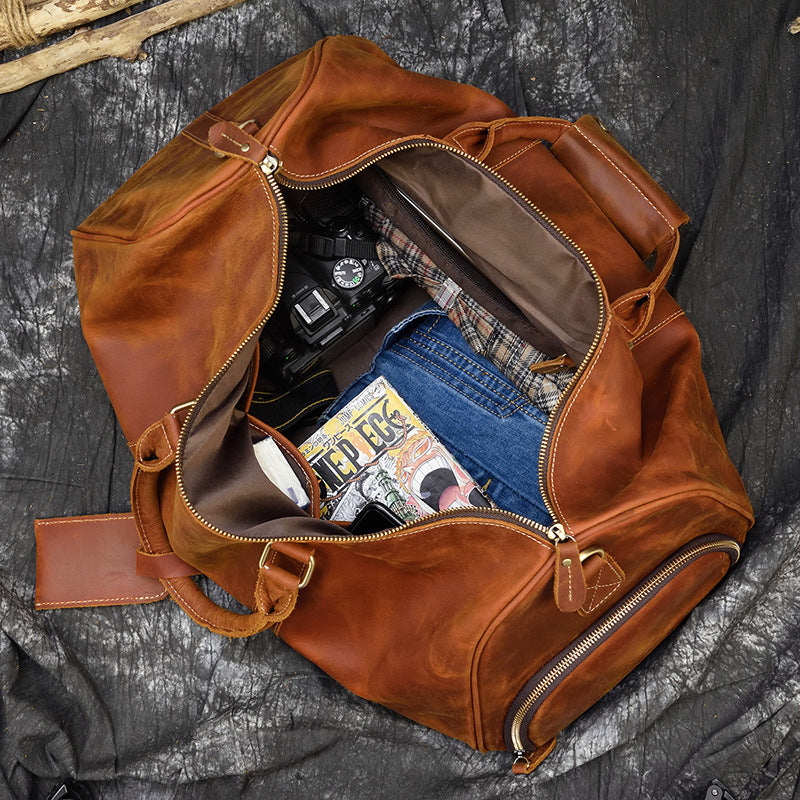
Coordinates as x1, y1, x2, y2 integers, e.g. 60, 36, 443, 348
0, 0, 147, 52
0, 0, 247, 93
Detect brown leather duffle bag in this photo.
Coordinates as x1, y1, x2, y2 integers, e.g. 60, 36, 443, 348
35, 36, 753, 773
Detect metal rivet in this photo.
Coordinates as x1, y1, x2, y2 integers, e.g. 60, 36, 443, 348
562, 558, 572, 567
240, 143, 251, 153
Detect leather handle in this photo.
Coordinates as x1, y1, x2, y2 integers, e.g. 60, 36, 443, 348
611, 232, 681, 340
450, 113, 688, 297
130, 413, 305, 638
540, 114, 687, 340
548, 115, 689, 261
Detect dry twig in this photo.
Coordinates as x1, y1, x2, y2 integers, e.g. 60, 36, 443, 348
0, 0, 246, 93
0, 0, 147, 51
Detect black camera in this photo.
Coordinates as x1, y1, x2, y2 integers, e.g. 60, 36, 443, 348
259, 187, 402, 384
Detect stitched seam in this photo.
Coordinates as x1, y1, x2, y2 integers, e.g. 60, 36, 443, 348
390, 346, 522, 419
630, 310, 685, 348
219, 131, 245, 149
413, 327, 529, 401
617, 315, 638, 337
451, 125, 490, 147
584, 576, 599, 610
492, 140, 542, 170
399, 336, 527, 414
454, 125, 490, 137
131, 474, 154, 553
574, 125, 671, 229
166, 579, 233, 631
36, 515, 133, 527
401, 318, 538, 415
281, 135, 417, 179
582, 562, 624, 612
549, 323, 611, 534
611, 289, 650, 310
393, 342, 506, 411
491, 119, 567, 132
158, 420, 174, 458
36, 592, 165, 608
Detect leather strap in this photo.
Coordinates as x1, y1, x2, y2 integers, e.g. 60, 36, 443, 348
35, 514, 168, 609
181, 112, 268, 165
35, 407, 315, 632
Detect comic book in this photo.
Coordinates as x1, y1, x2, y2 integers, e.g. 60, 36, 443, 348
299, 376, 490, 522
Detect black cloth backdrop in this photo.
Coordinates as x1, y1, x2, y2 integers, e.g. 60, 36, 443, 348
1, 1, 798, 798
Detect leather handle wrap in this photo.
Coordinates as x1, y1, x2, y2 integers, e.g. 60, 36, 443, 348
547, 115, 689, 260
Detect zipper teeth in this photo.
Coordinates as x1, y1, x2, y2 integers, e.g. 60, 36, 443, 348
174, 166, 288, 542
173, 135, 603, 545
172, 162, 550, 544
509, 539, 740, 752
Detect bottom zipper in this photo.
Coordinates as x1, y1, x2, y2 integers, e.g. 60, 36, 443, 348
504, 534, 741, 770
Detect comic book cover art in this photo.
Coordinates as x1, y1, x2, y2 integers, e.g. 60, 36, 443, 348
299, 376, 491, 522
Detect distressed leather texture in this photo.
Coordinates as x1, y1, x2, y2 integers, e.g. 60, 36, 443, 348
55, 36, 752, 767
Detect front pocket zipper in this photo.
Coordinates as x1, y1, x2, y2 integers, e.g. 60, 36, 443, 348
503, 534, 741, 771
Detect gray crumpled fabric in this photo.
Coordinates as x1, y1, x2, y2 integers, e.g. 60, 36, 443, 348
1, 1, 798, 798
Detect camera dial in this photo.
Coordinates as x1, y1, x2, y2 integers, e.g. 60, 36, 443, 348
332, 258, 365, 289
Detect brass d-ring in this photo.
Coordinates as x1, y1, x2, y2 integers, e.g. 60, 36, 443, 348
259, 543, 315, 590
579, 546, 606, 563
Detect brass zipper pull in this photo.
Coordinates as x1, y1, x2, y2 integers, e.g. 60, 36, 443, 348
547, 523, 587, 613
260, 152, 280, 176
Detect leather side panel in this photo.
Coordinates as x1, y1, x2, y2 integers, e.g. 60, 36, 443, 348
74, 166, 280, 442
473, 494, 746, 751
277, 519, 553, 749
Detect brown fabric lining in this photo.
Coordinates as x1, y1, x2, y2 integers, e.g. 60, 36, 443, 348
376, 148, 599, 363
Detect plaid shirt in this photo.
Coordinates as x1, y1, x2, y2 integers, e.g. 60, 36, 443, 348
363, 200, 575, 415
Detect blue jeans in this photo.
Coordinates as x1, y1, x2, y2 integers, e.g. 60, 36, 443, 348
323, 304, 553, 526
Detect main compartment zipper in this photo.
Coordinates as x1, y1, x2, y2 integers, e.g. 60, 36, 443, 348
172, 135, 607, 555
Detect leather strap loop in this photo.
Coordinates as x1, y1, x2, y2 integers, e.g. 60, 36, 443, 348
611, 232, 681, 340
134, 414, 178, 472
181, 112, 268, 165
136, 550, 200, 579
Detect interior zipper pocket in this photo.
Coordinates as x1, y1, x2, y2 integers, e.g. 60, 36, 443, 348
503, 534, 741, 773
